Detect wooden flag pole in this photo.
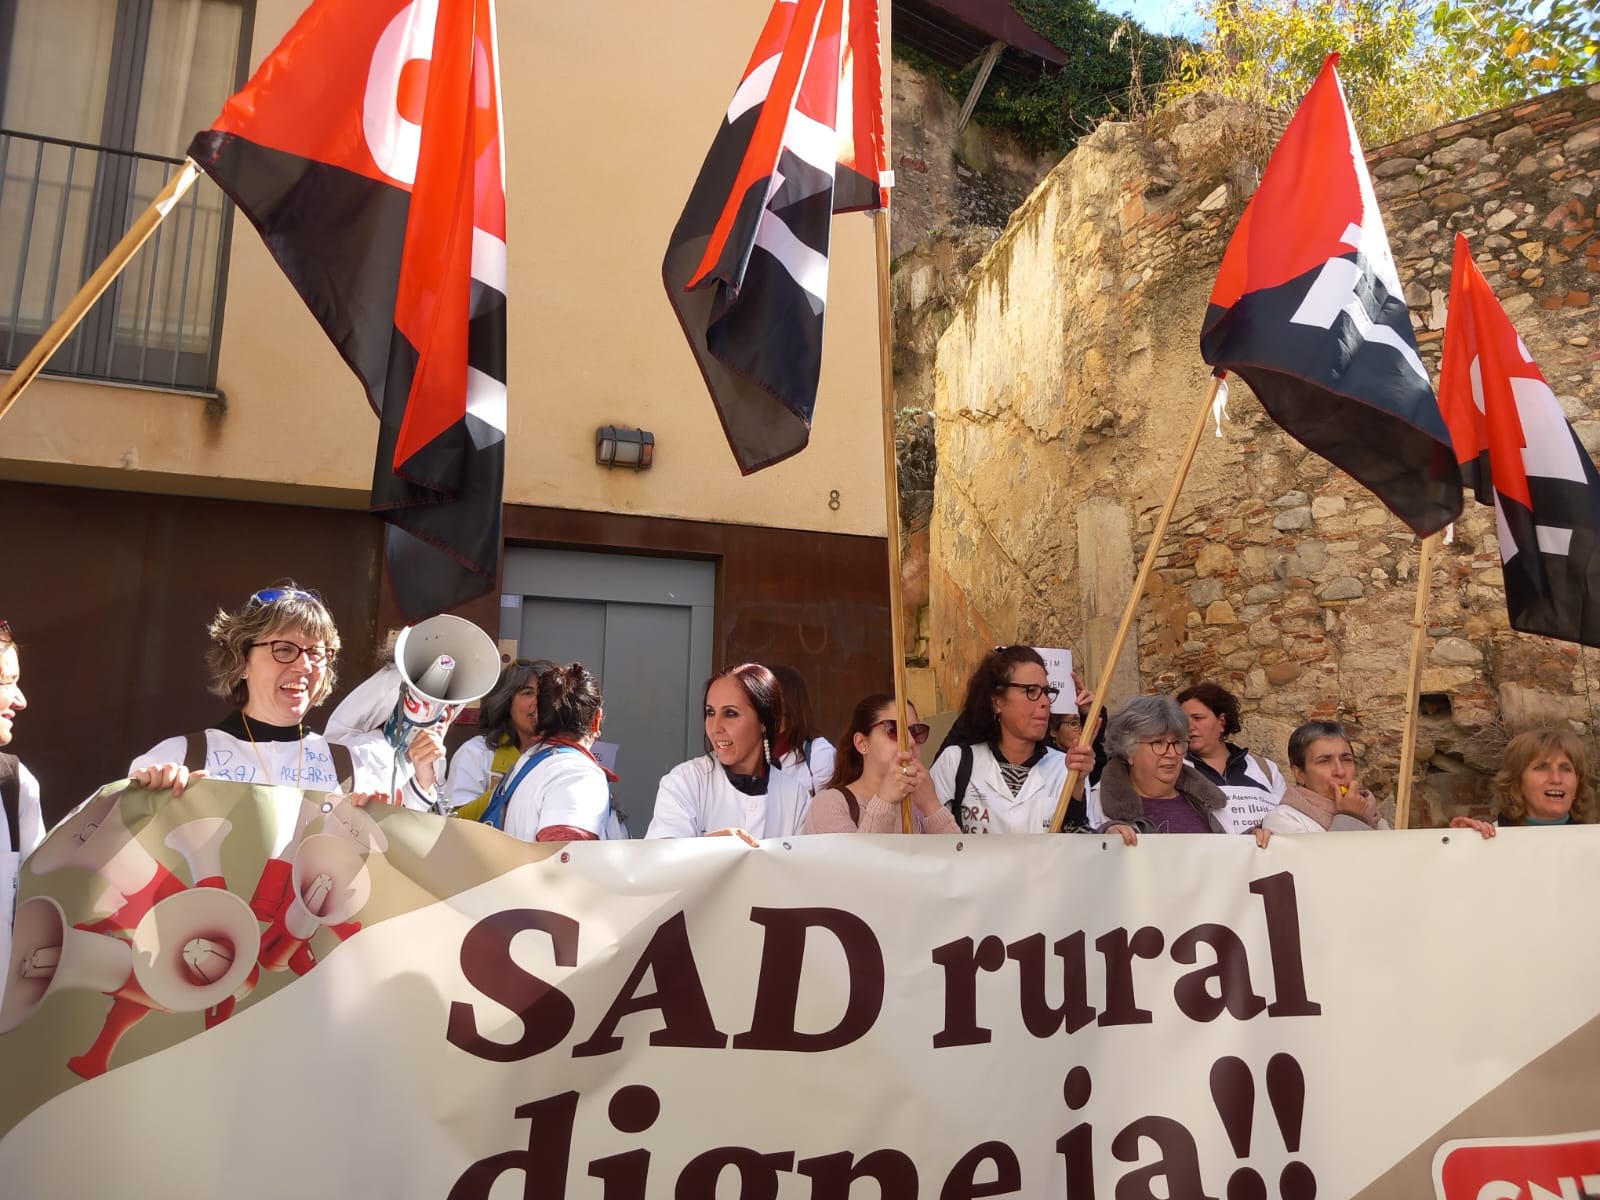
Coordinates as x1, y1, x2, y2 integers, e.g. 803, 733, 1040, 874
1049, 373, 1222, 832
0, 158, 201, 424
872, 206, 915, 833
1393, 531, 1437, 830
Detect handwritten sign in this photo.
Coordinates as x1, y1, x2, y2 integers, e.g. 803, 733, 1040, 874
1034, 646, 1074, 714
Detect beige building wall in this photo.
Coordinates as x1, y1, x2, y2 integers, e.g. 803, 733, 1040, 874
0, 0, 889, 539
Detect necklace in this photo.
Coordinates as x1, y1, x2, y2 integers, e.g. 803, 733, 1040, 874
241, 713, 304, 786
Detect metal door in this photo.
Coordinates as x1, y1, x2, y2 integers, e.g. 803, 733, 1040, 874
501, 548, 714, 836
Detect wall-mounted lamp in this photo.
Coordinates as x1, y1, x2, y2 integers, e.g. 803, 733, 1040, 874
595, 425, 655, 471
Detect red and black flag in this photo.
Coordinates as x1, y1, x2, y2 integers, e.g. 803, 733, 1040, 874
1439, 234, 1600, 646
664, 0, 887, 475
188, 0, 506, 620
1201, 54, 1462, 536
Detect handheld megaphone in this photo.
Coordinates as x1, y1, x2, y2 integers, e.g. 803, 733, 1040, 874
384, 615, 500, 813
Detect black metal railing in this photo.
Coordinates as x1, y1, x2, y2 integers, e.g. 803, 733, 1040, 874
0, 129, 231, 392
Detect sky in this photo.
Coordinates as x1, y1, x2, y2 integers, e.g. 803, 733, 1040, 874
1110, 0, 1203, 37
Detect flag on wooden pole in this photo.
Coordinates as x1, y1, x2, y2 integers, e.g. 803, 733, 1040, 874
663, 0, 887, 474
1438, 233, 1600, 646
189, 0, 507, 620
1201, 54, 1462, 536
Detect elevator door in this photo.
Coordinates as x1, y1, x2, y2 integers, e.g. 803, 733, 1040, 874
501, 548, 715, 836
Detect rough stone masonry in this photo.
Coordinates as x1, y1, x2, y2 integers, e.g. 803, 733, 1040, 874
927, 83, 1600, 825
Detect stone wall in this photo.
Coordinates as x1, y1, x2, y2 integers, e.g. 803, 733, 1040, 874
929, 84, 1600, 824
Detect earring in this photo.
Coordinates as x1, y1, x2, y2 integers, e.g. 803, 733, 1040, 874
763, 735, 773, 765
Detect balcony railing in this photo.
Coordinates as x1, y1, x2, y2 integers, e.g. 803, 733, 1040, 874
0, 129, 231, 392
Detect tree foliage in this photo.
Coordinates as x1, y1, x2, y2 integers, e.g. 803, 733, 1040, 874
1160, 0, 1600, 148
1431, 0, 1600, 101
894, 0, 1181, 153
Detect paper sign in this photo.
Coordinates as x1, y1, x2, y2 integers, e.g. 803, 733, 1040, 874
1216, 785, 1280, 834
1034, 647, 1075, 714
591, 741, 620, 773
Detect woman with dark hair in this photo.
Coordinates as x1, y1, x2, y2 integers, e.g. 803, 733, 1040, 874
1260, 720, 1386, 835
1177, 681, 1285, 832
647, 663, 811, 839
446, 658, 551, 819
931, 646, 1094, 834
1093, 695, 1230, 839
803, 693, 956, 833
770, 664, 836, 796
481, 662, 619, 841
0, 619, 44, 862
1451, 728, 1596, 835
127, 583, 412, 803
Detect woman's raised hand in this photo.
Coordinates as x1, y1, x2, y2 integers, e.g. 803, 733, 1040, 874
129, 762, 204, 796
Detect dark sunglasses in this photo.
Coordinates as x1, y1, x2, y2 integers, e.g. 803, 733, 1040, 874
872, 718, 930, 745
249, 587, 321, 606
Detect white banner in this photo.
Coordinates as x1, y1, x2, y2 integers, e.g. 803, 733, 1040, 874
1035, 647, 1074, 714
1, 783, 1598, 1199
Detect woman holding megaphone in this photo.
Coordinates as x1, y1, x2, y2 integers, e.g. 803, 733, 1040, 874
126, 584, 414, 803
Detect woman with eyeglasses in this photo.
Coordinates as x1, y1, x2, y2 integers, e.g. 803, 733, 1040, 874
803, 694, 955, 833
647, 663, 811, 841
126, 584, 419, 804
931, 646, 1095, 834
1092, 695, 1230, 840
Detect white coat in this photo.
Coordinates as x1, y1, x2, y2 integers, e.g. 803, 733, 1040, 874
930, 743, 1072, 835
647, 758, 811, 839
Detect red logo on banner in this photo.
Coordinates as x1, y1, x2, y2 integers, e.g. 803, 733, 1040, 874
1432, 1131, 1600, 1200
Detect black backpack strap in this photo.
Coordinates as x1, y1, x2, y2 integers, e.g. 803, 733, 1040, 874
0, 753, 20, 853
183, 732, 209, 771
947, 744, 974, 827
841, 785, 861, 827
327, 741, 355, 790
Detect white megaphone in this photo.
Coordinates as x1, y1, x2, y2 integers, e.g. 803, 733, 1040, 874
164, 818, 232, 889
0, 897, 135, 1034
257, 834, 373, 975
30, 792, 185, 933
385, 615, 501, 813
62, 887, 263, 1079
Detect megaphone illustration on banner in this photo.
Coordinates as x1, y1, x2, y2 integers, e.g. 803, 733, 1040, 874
30, 792, 185, 933
385, 615, 500, 813
65, 887, 261, 1079
257, 834, 373, 976
165, 817, 231, 889
1, 889, 261, 1078
0, 897, 135, 1034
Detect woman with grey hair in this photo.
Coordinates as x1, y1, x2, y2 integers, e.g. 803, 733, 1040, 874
1091, 694, 1230, 840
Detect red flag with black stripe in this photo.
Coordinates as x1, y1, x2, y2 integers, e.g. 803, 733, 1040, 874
1200, 54, 1462, 536
664, 0, 887, 475
188, 0, 506, 619
1439, 233, 1600, 645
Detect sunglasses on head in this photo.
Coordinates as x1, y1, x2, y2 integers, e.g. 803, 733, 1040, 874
872, 718, 930, 745
249, 587, 321, 606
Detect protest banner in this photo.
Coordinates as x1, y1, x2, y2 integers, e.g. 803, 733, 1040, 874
0, 779, 1596, 1199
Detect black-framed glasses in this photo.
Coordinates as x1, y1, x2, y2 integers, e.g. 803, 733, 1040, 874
249, 587, 321, 606
873, 719, 931, 745
998, 682, 1061, 703
1138, 738, 1186, 756
251, 640, 330, 665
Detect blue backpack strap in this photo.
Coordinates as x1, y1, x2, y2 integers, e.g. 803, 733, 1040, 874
479, 746, 575, 832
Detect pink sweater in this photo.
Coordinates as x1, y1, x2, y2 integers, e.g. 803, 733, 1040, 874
803, 787, 962, 834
